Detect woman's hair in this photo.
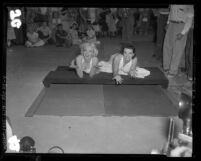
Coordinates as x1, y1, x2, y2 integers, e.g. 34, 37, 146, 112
48, 146, 64, 153
79, 42, 98, 57
120, 43, 136, 54
20, 136, 35, 152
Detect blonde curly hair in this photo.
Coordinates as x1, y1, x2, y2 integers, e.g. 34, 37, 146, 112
79, 42, 98, 57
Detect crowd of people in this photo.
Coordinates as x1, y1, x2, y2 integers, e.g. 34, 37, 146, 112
7, 7, 158, 47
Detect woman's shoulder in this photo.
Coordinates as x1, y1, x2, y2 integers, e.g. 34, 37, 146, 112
114, 53, 122, 59
76, 55, 84, 61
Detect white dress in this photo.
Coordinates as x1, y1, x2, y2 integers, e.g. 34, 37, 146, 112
98, 55, 150, 78
81, 57, 93, 74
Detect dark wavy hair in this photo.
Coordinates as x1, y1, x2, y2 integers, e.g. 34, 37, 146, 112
120, 42, 136, 58
120, 43, 136, 54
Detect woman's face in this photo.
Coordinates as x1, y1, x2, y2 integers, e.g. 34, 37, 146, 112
123, 48, 134, 62
82, 46, 93, 61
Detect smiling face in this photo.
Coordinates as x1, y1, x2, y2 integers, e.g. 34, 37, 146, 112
82, 45, 94, 61
123, 48, 134, 62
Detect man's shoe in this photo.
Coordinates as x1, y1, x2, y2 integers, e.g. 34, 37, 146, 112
188, 76, 193, 81
167, 73, 176, 79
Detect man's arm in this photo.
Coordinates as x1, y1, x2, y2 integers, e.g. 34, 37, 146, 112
181, 5, 194, 35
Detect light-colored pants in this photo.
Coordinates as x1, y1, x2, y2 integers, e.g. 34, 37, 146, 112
163, 22, 187, 75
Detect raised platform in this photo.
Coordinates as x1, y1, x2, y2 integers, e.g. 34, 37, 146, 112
43, 66, 169, 88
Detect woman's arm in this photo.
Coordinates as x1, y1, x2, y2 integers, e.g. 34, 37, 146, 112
112, 54, 123, 84
129, 57, 138, 77
89, 57, 98, 78
75, 56, 84, 78
112, 54, 121, 77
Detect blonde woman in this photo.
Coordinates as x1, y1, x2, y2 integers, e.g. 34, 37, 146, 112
70, 42, 99, 78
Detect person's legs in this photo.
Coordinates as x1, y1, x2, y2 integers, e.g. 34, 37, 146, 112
185, 28, 193, 79
155, 14, 166, 58
25, 41, 33, 47
33, 40, 45, 47
163, 22, 175, 71
55, 36, 64, 47
122, 19, 127, 41
169, 23, 187, 75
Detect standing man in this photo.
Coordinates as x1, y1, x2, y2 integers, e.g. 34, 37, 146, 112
153, 7, 169, 61
185, 17, 194, 81
118, 8, 135, 42
163, 5, 194, 78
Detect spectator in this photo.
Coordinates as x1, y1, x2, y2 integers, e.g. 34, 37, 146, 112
78, 8, 89, 33
152, 8, 169, 61
99, 9, 108, 37
106, 10, 117, 37
138, 8, 150, 35
118, 8, 135, 41
7, 21, 16, 47
25, 25, 45, 47
55, 24, 72, 47
86, 23, 97, 43
37, 21, 52, 44
163, 5, 194, 78
69, 22, 82, 45
50, 11, 62, 43
185, 18, 193, 81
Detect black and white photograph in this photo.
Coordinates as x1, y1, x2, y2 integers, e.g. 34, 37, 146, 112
2, 3, 195, 159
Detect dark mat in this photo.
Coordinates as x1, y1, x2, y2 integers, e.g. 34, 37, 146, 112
27, 84, 105, 117
43, 66, 168, 88
103, 85, 177, 117
26, 84, 177, 117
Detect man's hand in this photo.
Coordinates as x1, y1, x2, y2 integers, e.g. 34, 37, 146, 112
165, 24, 169, 31
113, 75, 123, 84
176, 33, 184, 40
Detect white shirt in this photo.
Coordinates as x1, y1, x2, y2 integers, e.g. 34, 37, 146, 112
81, 56, 93, 74
168, 5, 194, 35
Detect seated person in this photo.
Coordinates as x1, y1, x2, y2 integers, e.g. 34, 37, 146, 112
50, 11, 62, 43
55, 24, 72, 47
97, 43, 150, 84
36, 21, 52, 44
69, 22, 82, 45
25, 26, 45, 47
86, 24, 98, 44
69, 42, 99, 78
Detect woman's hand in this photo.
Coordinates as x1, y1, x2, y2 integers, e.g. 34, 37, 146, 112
113, 75, 123, 84
129, 70, 136, 78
